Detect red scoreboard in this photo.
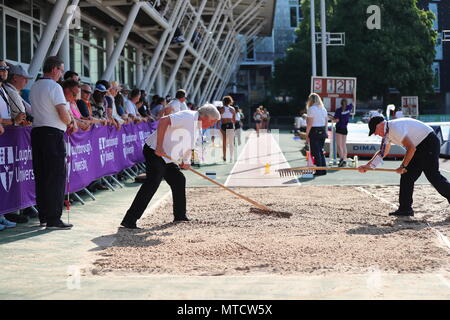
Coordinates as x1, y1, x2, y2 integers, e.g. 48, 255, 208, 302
311, 76, 357, 113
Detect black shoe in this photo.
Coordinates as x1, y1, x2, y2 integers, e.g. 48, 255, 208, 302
120, 221, 141, 229
313, 171, 327, 176
389, 209, 414, 217
4, 213, 29, 223
338, 159, 347, 167
22, 208, 38, 219
46, 221, 73, 230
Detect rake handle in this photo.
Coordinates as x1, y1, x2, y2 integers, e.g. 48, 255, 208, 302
285, 166, 398, 172
161, 153, 272, 211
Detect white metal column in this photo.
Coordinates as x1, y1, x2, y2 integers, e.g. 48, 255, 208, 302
156, 71, 165, 96
101, 2, 142, 81
144, 0, 188, 92
206, 22, 261, 103
106, 31, 114, 60
184, 0, 227, 94
213, 24, 262, 102
190, 16, 230, 102
49, 0, 80, 57
163, 0, 208, 96
27, 0, 69, 86
139, 0, 185, 90
136, 46, 144, 85
59, 30, 71, 71
198, 31, 235, 103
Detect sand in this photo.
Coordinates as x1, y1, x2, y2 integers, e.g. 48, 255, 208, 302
93, 186, 450, 276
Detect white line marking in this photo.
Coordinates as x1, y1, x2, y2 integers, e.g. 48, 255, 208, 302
224, 131, 252, 186
356, 186, 450, 253
355, 187, 398, 209
225, 132, 300, 186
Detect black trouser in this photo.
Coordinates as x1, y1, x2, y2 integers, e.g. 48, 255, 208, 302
122, 145, 187, 223
31, 127, 66, 225
399, 132, 450, 211
308, 127, 327, 174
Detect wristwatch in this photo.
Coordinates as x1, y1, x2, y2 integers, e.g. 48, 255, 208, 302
400, 164, 407, 169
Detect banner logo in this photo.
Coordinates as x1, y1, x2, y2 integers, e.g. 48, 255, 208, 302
0, 147, 14, 192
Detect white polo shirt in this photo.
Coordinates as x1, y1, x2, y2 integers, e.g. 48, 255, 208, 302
166, 98, 188, 114
385, 118, 433, 147
307, 104, 328, 127
30, 79, 68, 132
125, 99, 138, 116
145, 110, 200, 163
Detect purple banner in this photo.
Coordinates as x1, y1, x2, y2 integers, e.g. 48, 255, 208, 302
0, 121, 158, 215
0, 126, 35, 215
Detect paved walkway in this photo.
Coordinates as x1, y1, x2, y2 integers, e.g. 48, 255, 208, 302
1, 131, 449, 300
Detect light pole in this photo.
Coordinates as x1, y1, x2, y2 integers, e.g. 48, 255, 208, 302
320, 0, 327, 77
310, 0, 317, 77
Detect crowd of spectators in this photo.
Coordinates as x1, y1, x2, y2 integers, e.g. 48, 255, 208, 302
0, 56, 199, 230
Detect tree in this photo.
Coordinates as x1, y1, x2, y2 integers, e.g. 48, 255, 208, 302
273, 0, 437, 105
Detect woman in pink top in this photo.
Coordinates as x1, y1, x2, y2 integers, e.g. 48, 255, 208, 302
62, 80, 90, 131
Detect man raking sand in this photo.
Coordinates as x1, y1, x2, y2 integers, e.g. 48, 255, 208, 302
358, 116, 450, 217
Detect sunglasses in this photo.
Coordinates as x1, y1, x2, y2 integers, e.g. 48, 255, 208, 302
82, 90, 92, 94
0, 66, 9, 71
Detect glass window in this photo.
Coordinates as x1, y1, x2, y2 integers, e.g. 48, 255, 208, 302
432, 62, 440, 91
435, 33, 443, 60
69, 36, 75, 73
4, 0, 32, 16
128, 62, 135, 87
429, 3, 438, 31
6, 15, 18, 61
32, 2, 41, 20
246, 39, 254, 60
89, 46, 98, 83
33, 22, 41, 56
290, 7, 297, 28
120, 60, 125, 84
74, 41, 82, 75
83, 45, 90, 78
20, 20, 31, 64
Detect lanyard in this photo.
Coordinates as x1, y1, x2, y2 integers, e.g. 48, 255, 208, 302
379, 121, 389, 157
0, 86, 11, 118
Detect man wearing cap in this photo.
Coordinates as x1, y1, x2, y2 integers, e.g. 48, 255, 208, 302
0, 61, 27, 128
3, 64, 33, 126
358, 116, 450, 217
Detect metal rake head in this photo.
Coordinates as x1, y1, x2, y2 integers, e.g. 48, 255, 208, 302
277, 168, 315, 177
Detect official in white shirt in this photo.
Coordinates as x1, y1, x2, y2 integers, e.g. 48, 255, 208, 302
162, 89, 188, 115
359, 116, 450, 217
30, 56, 74, 230
306, 93, 329, 176
120, 104, 221, 229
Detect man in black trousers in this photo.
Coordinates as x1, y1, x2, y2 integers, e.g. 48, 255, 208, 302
30, 56, 76, 230
358, 116, 450, 217
120, 104, 220, 229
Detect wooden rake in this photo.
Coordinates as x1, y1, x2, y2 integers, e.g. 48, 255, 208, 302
161, 153, 272, 212
277, 166, 398, 177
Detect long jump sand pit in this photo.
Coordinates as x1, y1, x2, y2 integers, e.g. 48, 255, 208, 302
94, 186, 450, 276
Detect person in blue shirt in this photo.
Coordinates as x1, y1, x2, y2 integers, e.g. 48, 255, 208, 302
333, 99, 353, 167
